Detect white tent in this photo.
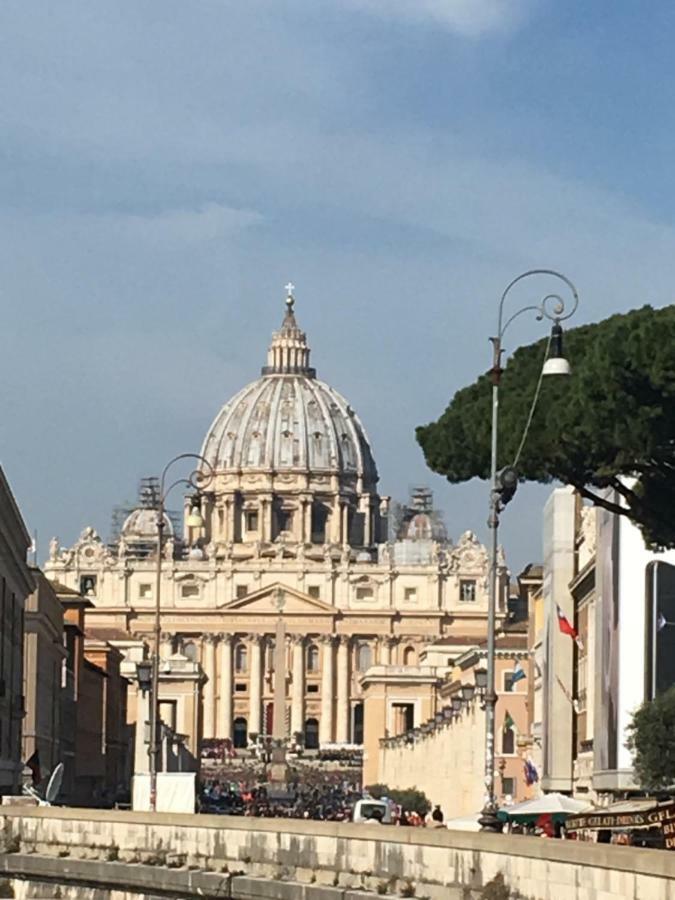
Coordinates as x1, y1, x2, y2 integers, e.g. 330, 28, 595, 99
445, 814, 482, 832
500, 792, 590, 819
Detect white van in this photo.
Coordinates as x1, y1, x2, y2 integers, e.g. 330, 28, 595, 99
352, 798, 392, 824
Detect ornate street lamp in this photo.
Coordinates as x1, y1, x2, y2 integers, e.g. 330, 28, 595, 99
148, 453, 214, 813
479, 270, 579, 833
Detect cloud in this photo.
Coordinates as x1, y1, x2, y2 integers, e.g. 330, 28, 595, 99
326, 0, 532, 35
116, 203, 263, 245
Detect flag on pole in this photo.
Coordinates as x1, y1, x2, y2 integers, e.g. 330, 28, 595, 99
555, 675, 580, 714
524, 758, 539, 786
511, 659, 526, 684
503, 711, 515, 733
556, 604, 584, 652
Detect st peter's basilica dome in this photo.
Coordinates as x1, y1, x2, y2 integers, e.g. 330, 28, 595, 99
201, 291, 378, 488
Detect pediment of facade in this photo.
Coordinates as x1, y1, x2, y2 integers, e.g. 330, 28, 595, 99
221, 581, 336, 616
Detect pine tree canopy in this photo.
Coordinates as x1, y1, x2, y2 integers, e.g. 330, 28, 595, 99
416, 304, 675, 549
626, 687, 675, 791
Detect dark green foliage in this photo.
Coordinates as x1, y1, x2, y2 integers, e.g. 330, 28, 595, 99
417, 305, 675, 548
626, 686, 675, 791
364, 783, 431, 815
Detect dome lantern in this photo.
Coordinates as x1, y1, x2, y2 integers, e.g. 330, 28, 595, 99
261, 284, 316, 378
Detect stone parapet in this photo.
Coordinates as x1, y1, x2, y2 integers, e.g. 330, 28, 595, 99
1, 807, 675, 900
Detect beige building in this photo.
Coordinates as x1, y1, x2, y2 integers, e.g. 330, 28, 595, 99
22, 570, 66, 780
0, 465, 34, 796
44, 291, 507, 763
369, 619, 533, 815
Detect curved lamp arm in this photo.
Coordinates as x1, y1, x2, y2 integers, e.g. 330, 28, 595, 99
158, 453, 215, 507
497, 268, 579, 341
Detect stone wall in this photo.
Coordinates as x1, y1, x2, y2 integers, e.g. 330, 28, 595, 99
378, 697, 486, 817
1, 807, 675, 900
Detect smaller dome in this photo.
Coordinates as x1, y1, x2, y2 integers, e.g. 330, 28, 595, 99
121, 507, 174, 541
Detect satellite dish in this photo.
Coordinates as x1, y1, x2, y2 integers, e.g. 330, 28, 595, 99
45, 763, 64, 805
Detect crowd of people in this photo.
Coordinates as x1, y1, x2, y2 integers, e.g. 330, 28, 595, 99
198, 774, 445, 826
199, 778, 362, 820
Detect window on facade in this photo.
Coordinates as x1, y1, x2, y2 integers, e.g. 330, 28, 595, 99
307, 684, 319, 694
392, 702, 415, 734
403, 646, 417, 666
356, 643, 373, 672
158, 699, 177, 731
311, 504, 328, 543
235, 644, 248, 673
277, 509, 292, 533
180, 583, 200, 599
245, 510, 259, 531
460, 579, 477, 603
404, 587, 417, 602
503, 673, 515, 693
355, 586, 374, 601
80, 575, 97, 597
235, 682, 247, 693
138, 583, 153, 599
502, 727, 515, 755
502, 777, 515, 798
307, 586, 321, 599
267, 642, 275, 672
236, 585, 248, 600
306, 644, 319, 672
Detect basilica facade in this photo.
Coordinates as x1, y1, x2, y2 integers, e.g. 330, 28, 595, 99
45, 291, 504, 756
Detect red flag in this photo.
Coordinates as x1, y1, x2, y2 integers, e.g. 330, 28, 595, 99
556, 604, 584, 651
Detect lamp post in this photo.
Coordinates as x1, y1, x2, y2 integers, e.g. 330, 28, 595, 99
479, 270, 579, 832
148, 453, 213, 813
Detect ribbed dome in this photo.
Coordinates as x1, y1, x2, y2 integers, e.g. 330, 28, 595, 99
201, 290, 378, 484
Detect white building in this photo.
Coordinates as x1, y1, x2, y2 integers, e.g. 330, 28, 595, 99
539, 486, 675, 801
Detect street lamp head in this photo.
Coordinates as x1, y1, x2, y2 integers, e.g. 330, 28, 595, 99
186, 506, 204, 529
460, 683, 475, 702
474, 667, 488, 690
136, 659, 152, 694
542, 322, 571, 376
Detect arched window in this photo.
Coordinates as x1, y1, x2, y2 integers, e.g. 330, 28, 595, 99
305, 718, 319, 750
306, 644, 319, 672
403, 645, 416, 666
233, 717, 248, 749
502, 726, 515, 755
235, 643, 248, 673
183, 640, 197, 662
356, 643, 373, 672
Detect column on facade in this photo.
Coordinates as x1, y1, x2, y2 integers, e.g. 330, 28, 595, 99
217, 634, 233, 740
202, 634, 217, 740
248, 634, 263, 736
290, 635, 305, 739
302, 496, 312, 543
340, 503, 349, 545
319, 635, 335, 745
378, 636, 392, 666
336, 635, 350, 743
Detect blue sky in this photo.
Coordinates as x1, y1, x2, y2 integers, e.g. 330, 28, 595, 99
1, 1, 674, 571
